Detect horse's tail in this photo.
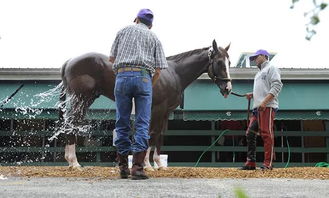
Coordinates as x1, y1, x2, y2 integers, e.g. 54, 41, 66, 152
60, 59, 69, 84
59, 86, 66, 122
59, 60, 68, 122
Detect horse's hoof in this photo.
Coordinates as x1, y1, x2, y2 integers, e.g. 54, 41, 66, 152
68, 165, 83, 171
73, 166, 83, 171
157, 166, 168, 171
144, 167, 155, 172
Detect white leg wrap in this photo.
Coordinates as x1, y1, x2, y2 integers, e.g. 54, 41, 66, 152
153, 148, 167, 170
65, 144, 82, 170
144, 147, 155, 171
64, 144, 72, 167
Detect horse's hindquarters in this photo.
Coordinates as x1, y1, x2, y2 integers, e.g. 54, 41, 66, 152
68, 75, 97, 94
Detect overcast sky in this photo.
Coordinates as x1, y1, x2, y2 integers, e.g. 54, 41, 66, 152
0, 0, 328, 68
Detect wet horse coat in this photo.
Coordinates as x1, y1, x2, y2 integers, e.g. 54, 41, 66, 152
60, 40, 231, 169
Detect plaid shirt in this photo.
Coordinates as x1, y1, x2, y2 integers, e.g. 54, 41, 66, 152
110, 23, 168, 74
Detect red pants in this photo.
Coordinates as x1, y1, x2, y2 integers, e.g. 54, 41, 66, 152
245, 107, 275, 167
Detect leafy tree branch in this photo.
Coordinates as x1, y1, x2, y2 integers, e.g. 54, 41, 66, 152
291, 0, 328, 40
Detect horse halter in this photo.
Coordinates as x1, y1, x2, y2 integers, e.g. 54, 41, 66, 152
207, 47, 231, 82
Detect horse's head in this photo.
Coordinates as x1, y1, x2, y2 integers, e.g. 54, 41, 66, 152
207, 40, 232, 98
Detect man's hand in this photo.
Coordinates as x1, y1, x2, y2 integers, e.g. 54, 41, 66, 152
152, 68, 161, 86
245, 92, 253, 100
258, 101, 267, 111
258, 93, 274, 111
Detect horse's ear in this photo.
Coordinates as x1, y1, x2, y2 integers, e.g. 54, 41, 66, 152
212, 39, 219, 54
225, 42, 231, 52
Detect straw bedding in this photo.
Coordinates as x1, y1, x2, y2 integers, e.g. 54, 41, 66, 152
1, 166, 328, 179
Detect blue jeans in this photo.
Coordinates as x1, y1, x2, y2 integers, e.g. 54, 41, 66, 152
114, 70, 152, 155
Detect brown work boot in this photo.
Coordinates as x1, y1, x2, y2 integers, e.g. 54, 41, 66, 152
117, 153, 130, 179
131, 151, 149, 180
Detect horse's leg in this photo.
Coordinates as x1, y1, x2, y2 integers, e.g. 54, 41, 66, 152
58, 86, 81, 169
147, 106, 168, 171
64, 99, 83, 170
64, 95, 95, 170
144, 109, 163, 171
65, 135, 81, 170
153, 115, 168, 170
144, 147, 154, 171
143, 109, 160, 172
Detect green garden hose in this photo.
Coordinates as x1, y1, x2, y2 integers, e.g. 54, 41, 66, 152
194, 130, 229, 167
195, 129, 292, 168
284, 137, 291, 168
315, 162, 329, 167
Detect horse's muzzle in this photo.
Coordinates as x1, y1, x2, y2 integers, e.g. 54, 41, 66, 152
219, 81, 232, 98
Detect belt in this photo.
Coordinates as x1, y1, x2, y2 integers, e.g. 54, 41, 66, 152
117, 67, 142, 73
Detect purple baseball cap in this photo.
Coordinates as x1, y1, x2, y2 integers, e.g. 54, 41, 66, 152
249, 49, 270, 61
134, 8, 154, 26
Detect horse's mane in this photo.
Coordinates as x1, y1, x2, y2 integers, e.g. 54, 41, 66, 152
167, 47, 210, 62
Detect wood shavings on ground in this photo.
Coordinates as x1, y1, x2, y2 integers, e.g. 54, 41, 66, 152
0, 166, 328, 179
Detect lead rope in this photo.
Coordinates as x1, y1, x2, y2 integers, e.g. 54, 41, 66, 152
230, 91, 250, 126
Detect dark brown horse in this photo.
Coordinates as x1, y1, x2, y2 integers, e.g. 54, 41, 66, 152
59, 40, 231, 170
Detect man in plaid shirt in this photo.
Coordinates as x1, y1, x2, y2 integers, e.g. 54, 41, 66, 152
109, 8, 168, 180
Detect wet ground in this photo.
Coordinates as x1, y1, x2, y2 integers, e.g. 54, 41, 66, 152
1, 177, 329, 198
